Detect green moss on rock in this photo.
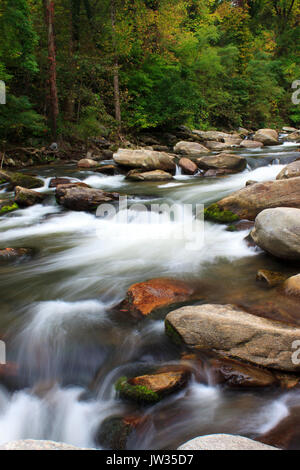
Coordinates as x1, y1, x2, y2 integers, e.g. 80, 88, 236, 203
115, 377, 160, 404
0, 170, 43, 189
0, 203, 19, 214
204, 203, 239, 224
165, 320, 183, 346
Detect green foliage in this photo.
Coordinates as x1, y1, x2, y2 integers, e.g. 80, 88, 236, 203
204, 203, 240, 224
115, 376, 160, 404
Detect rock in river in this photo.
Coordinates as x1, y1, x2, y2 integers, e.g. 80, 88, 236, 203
126, 169, 173, 182
205, 177, 300, 223
276, 160, 300, 180
165, 304, 300, 371
116, 367, 190, 403
14, 186, 45, 207
240, 140, 264, 149
120, 278, 196, 318
174, 141, 209, 156
250, 208, 300, 260
113, 149, 176, 172
178, 434, 278, 451
56, 184, 120, 211
283, 275, 300, 297
0, 248, 33, 262
0, 169, 44, 189
197, 153, 247, 172
0, 200, 19, 215
253, 129, 280, 146
178, 157, 198, 175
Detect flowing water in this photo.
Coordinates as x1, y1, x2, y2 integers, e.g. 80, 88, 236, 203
0, 142, 300, 449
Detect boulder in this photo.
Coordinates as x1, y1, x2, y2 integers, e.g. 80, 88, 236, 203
49, 178, 74, 188
250, 208, 300, 260
283, 275, 300, 297
204, 169, 235, 177
165, 304, 300, 371
253, 129, 280, 146
178, 157, 198, 175
192, 130, 231, 142
94, 165, 117, 176
0, 200, 19, 215
173, 141, 209, 156
205, 177, 300, 223
126, 170, 173, 182
276, 161, 300, 180
0, 170, 43, 189
113, 149, 176, 172
285, 130, 300, 142
204, 141, 235, 151
282, 127, 298, 133
77, 158, 100, 169
208, 357, 277, 388
56, 184, 119, 211
178, 435, 279, 451
116, 367, 190, 403
119, 278, 196, 318
14, 186, 45, 207
240, 140, 264, 149
197, 153, 247, 172
96, 415, 143, 450
256, 269, 287, 288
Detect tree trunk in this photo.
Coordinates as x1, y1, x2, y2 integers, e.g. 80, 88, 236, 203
44, 0, 59, 140
111, 0, 121, 126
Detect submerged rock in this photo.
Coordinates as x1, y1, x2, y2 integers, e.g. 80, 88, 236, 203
276, 160, 300, 180
165, 304, 300, 371
116, 367, 190, 404
197, 153, 246, 172
49, 178, 74, 188
0, 248, 33, 262
96, 416, 142, 450
253, 129, 280, 146
14, 186, 45, 207
205, 177, 300, 222
174, 141, 209, 156
113, 149, 176, 172
178, 434, 278, 451
0, 169, 43, 189
208, 357, 277, 388
120, 278, 195, 318
251, 208, 300, 260
94, 165, 118, 176
178, 157, 198, 175
56, 184, 120, 211
126, 169, 173, 182
256, 270, 287, 288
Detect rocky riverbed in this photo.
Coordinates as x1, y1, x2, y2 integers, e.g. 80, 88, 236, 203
0, 127, 300, 450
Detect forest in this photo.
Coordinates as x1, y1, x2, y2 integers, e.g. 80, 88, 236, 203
0, 0, 299, 149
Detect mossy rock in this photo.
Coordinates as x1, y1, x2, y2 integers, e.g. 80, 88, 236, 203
204, 203, 240, 224
165, 319, 184, 346
0, 202, 19, 215
115, 377, 160, 404
96, 416, 133, 450
0, 170, 43, 189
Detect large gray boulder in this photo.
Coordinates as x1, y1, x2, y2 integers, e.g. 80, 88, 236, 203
205, 177, 300, 222
240, 140, 264, 149
197, 153, 246, 172
166, 304, 300, 371
253, 129, 280, 146
251, 208, 300, 260
174, 141, 209, 156
56, 184, 120, 212
178, 435, 279, 451
277, 161, 300, 180
113, 149, 176, 172
192, 130, 231, 142
126, 169, 173, 182
284, 130, 300, 142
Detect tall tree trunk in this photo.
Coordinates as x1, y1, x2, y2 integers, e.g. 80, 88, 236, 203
111, 0, 121, 126
44, 0, 59, 140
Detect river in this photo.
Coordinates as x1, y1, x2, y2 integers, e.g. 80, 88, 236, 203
0, 141, 299, 449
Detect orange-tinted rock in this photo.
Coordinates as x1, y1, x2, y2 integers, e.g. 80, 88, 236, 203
129, 369, 190, 395
120, 278, 195, 318
178, 158, 198, 175
256, 270, 286, 288
0, 248, 33, 261
49, 178, 74, 188
283, 274, 300, 297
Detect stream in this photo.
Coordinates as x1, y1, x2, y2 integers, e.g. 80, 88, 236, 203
0, 141, 300, 449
